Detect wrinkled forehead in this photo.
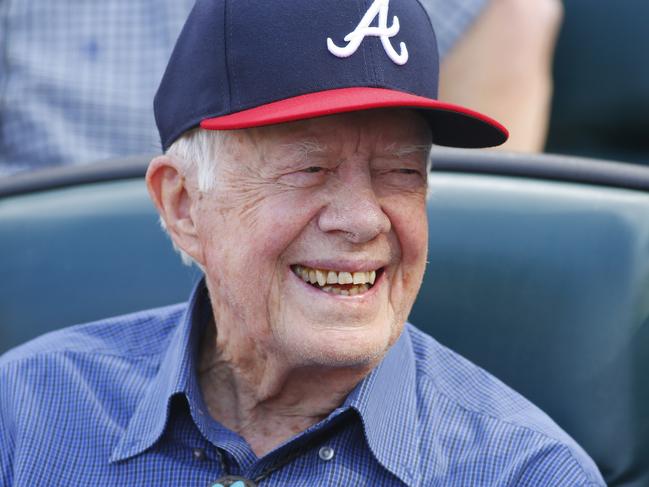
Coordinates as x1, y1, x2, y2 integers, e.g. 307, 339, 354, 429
241, 109, 432, 155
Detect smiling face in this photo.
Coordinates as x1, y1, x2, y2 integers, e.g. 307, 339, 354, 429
190, 109, 431, 368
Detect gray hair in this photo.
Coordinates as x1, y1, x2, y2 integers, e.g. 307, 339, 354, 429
159, 128, 230, 266
165, 127, 229, 192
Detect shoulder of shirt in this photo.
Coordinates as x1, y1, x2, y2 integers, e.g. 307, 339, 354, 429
405, 323, 605, 486
0, 303, 188, 367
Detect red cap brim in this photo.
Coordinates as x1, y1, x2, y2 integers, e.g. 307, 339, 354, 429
200, 87, 508, 148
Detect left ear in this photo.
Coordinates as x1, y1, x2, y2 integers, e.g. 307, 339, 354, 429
146, 155, 206, 265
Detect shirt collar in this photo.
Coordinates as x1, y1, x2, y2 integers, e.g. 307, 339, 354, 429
110, 280, 421, 486
110, 278, 210, 463
345, 327, 421, 486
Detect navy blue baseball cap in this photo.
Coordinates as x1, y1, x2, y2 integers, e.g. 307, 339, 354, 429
154, 0, 509, 151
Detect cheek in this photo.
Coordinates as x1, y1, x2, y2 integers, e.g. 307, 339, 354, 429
386, 196, 428, 303
386, 194, 428, 266
403, 209, 428, 267
247, 194, 323, 265
199, 193, 322, 283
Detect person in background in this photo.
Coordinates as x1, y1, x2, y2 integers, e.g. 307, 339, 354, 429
435, 0, 563, 152
0, 0, 194, 176
0, 0, 561, 177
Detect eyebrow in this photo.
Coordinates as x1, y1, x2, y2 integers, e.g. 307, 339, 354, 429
279, 139, 328, 158
271, 139, 431, 170
281, 140, 430, 156
382, 143, 432, 158
270, 139, 328, 170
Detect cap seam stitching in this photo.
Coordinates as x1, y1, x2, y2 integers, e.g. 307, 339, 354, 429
225, 0, 237, 110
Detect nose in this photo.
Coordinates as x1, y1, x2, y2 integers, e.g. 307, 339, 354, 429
317, 170, 391, 244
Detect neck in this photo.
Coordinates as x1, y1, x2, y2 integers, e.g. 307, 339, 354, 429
197, 323, 372, 458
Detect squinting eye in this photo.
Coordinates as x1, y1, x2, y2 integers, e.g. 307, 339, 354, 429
278, 166, 328, 188
394, 168, 420, 175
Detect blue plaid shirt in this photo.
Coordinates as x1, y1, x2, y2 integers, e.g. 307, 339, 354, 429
0, 0, 486, 176
0, 280, 605, 486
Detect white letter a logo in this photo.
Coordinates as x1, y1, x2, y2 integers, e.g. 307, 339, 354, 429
327, 0, 409, 66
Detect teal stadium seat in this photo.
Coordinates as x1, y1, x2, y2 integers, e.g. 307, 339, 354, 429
1, 150, 648, 486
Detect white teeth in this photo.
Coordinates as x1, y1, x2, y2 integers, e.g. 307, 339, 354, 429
316, 269, 327, 287
338, 272, 353, 285
352, 271, 367, 285
293, 265, 379, 293
327, 271, 338, 284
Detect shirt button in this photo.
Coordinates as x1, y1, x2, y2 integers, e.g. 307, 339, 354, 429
318, 446, 334, 461
193, 448, 207, 461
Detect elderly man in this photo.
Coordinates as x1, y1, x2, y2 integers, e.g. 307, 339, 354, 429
0, 1, 604, 486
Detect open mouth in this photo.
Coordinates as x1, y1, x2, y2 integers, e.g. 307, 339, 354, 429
291, 264, 383, 296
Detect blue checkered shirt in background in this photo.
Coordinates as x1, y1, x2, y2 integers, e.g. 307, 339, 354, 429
0, 0, 486, 176
421, 0, 488, 58
0, 0, 194, 176
0, 279, 605, 486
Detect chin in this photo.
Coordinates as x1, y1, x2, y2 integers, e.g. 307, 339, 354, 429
282, 317, 403, 369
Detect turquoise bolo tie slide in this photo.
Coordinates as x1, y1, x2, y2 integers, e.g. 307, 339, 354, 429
210, 476, 257, 487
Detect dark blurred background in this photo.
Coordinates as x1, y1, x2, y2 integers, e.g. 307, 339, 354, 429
547, 0, 649, 165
